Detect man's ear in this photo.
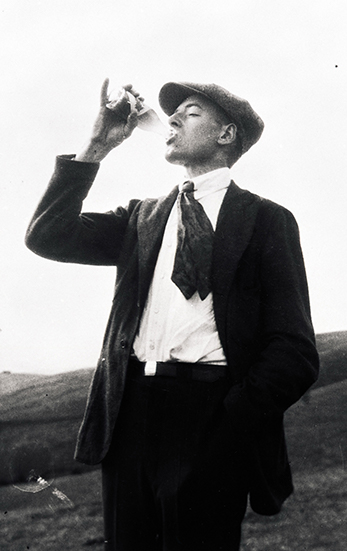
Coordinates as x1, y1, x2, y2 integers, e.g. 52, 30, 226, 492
217, 123, 237, 145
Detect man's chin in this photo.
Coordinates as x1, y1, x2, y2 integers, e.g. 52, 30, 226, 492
164, 150, 184, 166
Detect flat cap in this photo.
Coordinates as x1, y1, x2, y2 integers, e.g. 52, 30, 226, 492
159, 82, 264, 155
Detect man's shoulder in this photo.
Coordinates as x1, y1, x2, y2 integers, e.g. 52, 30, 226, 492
233, 182, 295, 220
228, 183, 299, 245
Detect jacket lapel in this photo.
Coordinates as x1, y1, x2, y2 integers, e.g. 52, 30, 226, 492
136, 180, 261, 335
137, 186, 179, 307
212, 181, 260, 293
212, 181, 261, 349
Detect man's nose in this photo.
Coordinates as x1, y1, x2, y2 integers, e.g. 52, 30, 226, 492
168, 111, 182, 127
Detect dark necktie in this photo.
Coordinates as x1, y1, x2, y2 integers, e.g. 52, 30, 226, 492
171, 181, 214, 300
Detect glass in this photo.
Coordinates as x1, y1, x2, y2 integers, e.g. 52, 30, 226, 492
106, 87, 167, 137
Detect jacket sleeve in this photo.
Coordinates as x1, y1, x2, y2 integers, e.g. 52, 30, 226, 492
223, 205, 319, 432
25, 155, 139, 266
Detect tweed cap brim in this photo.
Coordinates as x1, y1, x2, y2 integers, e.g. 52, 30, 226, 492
159, 82, 264, 155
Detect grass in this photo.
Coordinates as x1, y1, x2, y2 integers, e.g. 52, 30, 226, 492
241, 468, 347, 550
1, 331, 347, 549
1, 467, 346, 550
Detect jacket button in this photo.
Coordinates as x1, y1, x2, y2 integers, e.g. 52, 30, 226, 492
120, 339, 127, 349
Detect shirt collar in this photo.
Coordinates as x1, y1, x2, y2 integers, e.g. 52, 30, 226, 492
180, 167, 231, 200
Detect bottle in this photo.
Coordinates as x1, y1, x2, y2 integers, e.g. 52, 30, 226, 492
106, 87, 167, 138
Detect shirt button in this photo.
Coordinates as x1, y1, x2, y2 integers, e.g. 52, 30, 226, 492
149, 343, 155, 350
120, 339, 127, 349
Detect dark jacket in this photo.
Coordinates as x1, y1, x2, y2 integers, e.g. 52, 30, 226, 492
26, 155, 319, 515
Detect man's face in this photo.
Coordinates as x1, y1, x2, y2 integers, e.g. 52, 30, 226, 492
165, 94, 226, 170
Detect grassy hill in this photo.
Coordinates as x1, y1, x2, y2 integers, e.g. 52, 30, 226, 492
0, 368, 93, 422
0, 369, 95, 485
1, 331, 347, 549
313, 331, 347, 389
1, 331, 346, 486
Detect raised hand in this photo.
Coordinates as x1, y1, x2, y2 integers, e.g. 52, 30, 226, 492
75, 79, 139, 163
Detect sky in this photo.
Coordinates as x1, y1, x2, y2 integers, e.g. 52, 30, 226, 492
0, 0, 346, 374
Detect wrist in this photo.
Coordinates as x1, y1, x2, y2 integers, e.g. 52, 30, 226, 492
74, 138, 115, 163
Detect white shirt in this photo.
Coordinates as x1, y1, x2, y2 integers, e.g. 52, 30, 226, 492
133, 167, 231, 365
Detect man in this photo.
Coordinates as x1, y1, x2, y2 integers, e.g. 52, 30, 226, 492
26, 79, 319, 550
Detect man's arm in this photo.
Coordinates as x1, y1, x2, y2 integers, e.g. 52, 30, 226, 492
25, 80, 141, 264
25, 155, 142, 265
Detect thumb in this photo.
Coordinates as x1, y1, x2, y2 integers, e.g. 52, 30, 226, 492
100, 78, 110, 106
123, 110, 138, 138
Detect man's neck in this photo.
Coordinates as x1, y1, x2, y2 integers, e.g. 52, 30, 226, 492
185, 160, 230, 179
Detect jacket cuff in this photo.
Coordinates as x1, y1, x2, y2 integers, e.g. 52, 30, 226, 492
55, 154, 100, 181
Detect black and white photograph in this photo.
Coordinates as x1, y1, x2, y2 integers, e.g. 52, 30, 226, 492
1, 1, 346, 549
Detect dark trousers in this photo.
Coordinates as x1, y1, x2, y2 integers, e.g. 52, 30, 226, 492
102, 364, 250, 550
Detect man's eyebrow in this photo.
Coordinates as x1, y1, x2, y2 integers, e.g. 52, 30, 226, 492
185, 102, 203, 109
174, 102, 204, 114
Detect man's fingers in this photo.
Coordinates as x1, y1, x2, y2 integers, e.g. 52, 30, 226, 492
123, 110, 138, 138
127, 110, 139, 129
123, 83, 134, 92
100, 78, 110, 106
123, 84, 144, 102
